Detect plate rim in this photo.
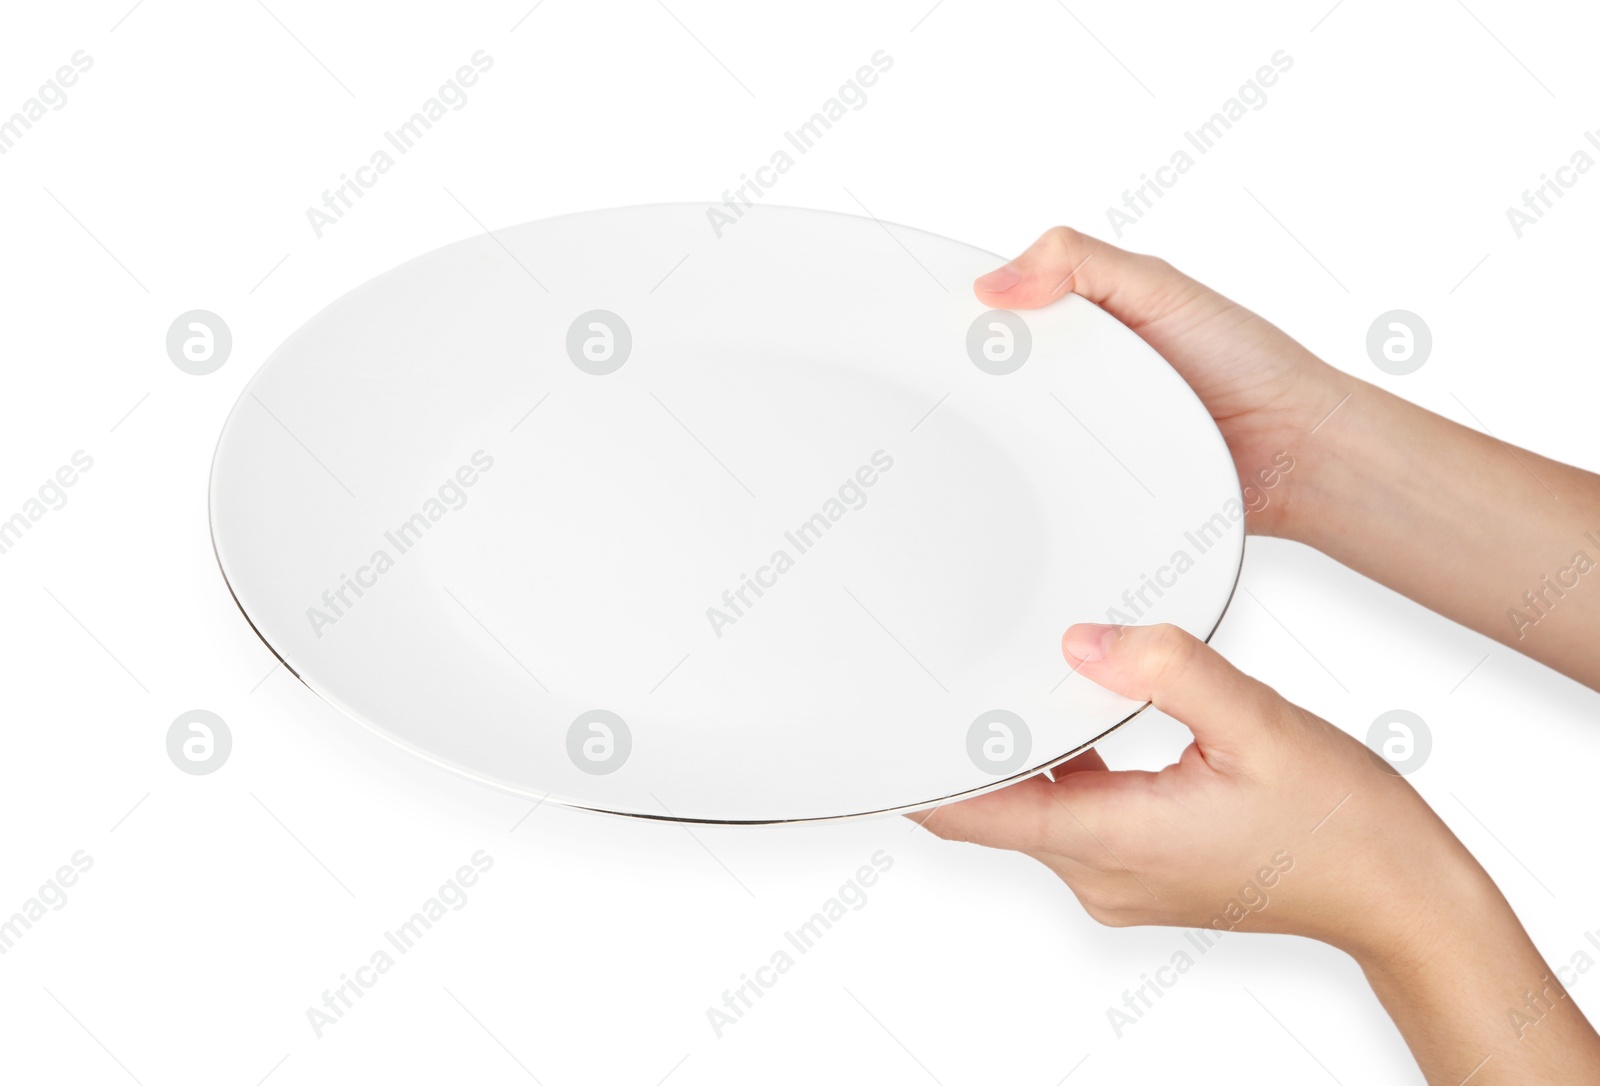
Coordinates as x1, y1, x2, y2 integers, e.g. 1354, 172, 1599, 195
207, 201, 1247, 825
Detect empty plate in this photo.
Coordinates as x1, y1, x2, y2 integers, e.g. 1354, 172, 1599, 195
209, 204, 1243, 822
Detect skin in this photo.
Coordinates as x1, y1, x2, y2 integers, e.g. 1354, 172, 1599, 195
914, 227, 1600, 1083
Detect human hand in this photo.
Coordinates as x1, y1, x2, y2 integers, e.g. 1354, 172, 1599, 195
975, 228, 1351, 538
914, 622, 1481, 957
959, 228, 1600, 1080
914, 622, 1600, 1083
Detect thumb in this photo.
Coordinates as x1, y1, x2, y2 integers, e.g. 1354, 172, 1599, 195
973, 225, 1211, 329
1061, 622, 1281, 765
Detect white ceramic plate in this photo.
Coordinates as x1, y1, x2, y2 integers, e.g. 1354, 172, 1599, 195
209, 204, 1244, 823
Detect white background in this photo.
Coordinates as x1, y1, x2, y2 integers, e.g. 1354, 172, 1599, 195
2, 1, 1598, 1083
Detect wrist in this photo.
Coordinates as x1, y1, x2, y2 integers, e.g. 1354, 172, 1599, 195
1346, 856, 1504, 980
1246, 362, 1365, 542
1342, 847, 1600, 1082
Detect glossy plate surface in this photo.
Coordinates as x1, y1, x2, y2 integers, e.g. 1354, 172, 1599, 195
210, 204, 1244, 822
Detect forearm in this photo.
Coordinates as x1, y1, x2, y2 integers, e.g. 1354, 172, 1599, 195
1351, 862, 1600, 1084
1278, 372, 1600, 689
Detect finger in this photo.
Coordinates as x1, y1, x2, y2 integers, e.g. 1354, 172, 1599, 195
912, 759, 1158, 860
1061, 622, 1283, 766
907, 774, 1058, 852
973, 226, 1209, 328
1043, 763, 1162, 865
1046, 746, 1107, 778
906, 744, 1108, 844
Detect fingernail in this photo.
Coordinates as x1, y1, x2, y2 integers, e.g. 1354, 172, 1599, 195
974, 263, 1022, 293
1062, 623, 1118, 664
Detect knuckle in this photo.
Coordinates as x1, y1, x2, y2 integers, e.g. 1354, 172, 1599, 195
1072, 877, 1132, 922
1080, 897, 1135, 928
1143, 255, 1179, 278
1043, 224, 1084, 253
1144, 623, 1199, 687
1073, 882, 1115, 915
